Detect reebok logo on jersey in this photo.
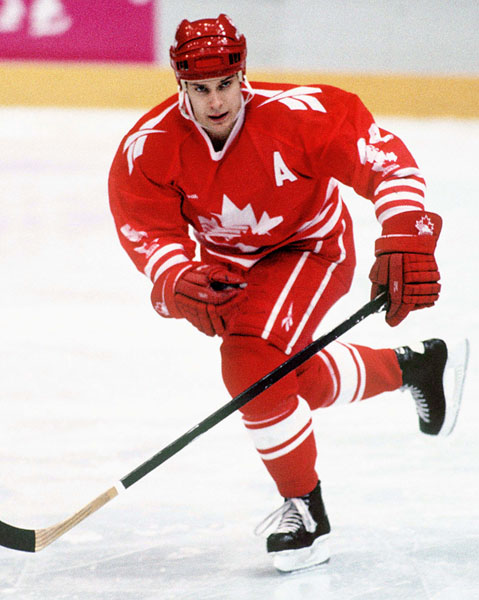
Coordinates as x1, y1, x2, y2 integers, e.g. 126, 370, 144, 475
254, 86, 327, 112
281, 303, 294, 331
123, 102, 178, 174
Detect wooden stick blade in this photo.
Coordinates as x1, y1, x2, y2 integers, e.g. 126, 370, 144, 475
0, 486, 120, 553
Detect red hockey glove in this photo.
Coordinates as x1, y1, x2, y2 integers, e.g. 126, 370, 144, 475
151, 262, 246, 336
369, 211, 442, 327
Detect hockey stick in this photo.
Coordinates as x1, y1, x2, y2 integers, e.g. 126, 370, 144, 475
0, 292, 387, 553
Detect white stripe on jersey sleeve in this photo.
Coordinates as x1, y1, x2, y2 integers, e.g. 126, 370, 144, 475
374, 191, 425, 211
378, 205, 423, 223
375, 178, 426, 195
151, 254, 189, 283
373, 170, 426, 225
144, 243, 186, 280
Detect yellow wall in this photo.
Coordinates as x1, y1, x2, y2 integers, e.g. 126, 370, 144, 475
2, 62, 478, 117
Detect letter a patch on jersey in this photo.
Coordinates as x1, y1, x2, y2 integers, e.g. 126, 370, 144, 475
274, 151, 298, 187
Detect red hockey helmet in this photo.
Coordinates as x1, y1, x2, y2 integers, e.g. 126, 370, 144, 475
169, 14, 246, 82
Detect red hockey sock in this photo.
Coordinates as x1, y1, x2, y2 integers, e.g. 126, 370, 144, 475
242, 395, 319, 497
297, 342, 402, 408
221, 335, 318, 497
353, 344, 402, 399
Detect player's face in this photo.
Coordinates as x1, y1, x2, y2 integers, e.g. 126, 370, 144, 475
185, 75, 242, 144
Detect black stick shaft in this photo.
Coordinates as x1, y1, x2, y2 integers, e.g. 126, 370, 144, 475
121, 292, 387, 489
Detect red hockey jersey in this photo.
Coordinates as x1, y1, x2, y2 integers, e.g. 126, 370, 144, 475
108, 81, 426, 284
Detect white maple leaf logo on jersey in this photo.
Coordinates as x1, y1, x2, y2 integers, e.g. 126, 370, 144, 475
254, 86, 326, 112
197, 195, 283, 247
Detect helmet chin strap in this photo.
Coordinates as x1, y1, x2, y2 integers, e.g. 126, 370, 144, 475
178, 85, 194, 122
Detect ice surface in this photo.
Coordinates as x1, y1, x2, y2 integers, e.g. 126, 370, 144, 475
0, 107, 478, 599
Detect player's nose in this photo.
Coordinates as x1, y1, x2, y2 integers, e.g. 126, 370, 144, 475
209, 91, 223, 111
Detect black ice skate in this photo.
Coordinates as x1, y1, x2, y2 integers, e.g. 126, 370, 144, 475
256, 481, 331, 572
395, 338, 469, 436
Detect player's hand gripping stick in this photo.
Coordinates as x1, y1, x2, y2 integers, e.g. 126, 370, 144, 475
152, 262, 246, 336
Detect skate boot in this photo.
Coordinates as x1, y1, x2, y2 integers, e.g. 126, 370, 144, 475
256, 481, 331, 572
395, 338, 469, 436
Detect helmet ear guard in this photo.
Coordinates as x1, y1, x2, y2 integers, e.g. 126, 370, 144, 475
170, 14, 247, 83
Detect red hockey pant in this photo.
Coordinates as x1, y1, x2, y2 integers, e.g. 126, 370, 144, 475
220, 213, 402, 498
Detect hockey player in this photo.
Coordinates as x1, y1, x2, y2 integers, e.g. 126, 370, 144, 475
108, 15, 468, 572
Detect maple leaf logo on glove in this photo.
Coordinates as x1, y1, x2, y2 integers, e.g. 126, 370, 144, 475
415, 215, 434, 235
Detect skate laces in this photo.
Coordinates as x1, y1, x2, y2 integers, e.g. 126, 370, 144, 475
254, 497, 317, 537
402, 384, 431, 423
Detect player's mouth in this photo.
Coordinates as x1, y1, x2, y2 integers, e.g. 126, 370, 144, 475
209, 112, 228, 123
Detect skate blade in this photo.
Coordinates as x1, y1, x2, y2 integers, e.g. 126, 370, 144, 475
439, 338, 470, 437
272, 534, 330, 573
